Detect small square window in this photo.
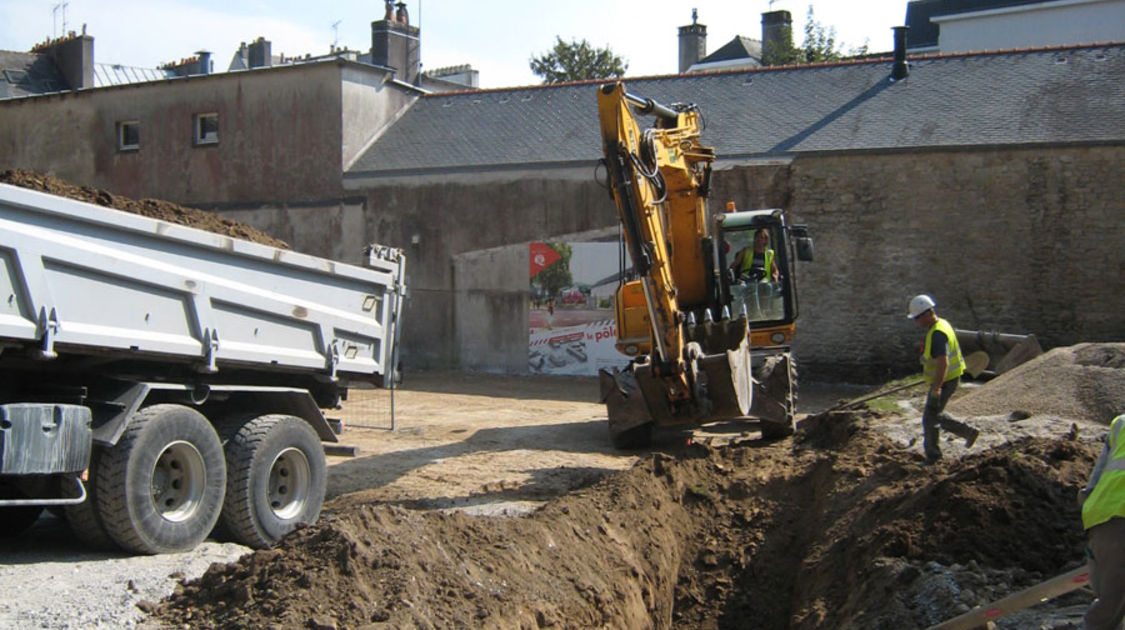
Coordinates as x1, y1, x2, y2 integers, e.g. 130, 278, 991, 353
117, 120, 139, 151
193, 112, 219, 146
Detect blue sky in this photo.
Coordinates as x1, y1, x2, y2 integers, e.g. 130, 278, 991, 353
0, 0, 910, 88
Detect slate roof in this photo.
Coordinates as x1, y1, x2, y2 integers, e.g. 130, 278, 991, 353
905, 0, 1062, 49
0, 50, 67, 99
700, 36, 763, 64
347, 44, 1125, 179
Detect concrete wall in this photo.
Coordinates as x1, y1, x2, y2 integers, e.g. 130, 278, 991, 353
279, 144, 1122, 382
355, 174, 617, 368
0, 61, 412, 206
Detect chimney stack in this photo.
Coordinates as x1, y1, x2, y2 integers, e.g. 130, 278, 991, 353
678, 9, 707, 73
248, 37, 272, 68
891, 26, 909, 81
39, 31, 94, 89
196, 51, 212, 75
372, 1, 420, 84
762, 10, 793, 63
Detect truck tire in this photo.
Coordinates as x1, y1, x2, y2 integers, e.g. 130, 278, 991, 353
218, 414, 326, 549
64, 446, 120, 550
96, 404, 226, 554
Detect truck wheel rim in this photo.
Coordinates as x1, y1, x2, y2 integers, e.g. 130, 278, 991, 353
269, 447, 310, 520
151, 441, 206, 522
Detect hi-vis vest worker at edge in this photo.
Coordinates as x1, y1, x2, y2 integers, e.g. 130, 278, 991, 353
1083, 414, 1125, 530
922, 317, 965, 384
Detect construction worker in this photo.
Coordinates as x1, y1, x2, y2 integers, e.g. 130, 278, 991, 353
1078, 413, 1125, 630
731, 228, 780, 284
907, 294, 979, 464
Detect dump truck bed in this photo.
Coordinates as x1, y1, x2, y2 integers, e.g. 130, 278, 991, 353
0, 183, 402, 384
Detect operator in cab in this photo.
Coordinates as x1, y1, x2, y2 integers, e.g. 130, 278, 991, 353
731, 228, 779, 284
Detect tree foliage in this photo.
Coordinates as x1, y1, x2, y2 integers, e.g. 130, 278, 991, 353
762, 6, 865, 66
529, 37, 628, 84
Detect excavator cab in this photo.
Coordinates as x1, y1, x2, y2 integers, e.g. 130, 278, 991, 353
714, 209, 813, 351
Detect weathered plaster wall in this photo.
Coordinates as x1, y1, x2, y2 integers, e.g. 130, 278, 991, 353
0, 61, 410, 206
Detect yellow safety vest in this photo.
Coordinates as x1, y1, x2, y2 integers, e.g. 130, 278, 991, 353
739, 248, 774, 280
921, 317, 965, 385
1082, 414, 1125, 530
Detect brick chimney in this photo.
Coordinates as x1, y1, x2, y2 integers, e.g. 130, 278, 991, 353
678, 9, 707, 73
371, 1, 420, 84
37, 28, 94, 90
761, 10, 793, 62
248, 37, 272, 69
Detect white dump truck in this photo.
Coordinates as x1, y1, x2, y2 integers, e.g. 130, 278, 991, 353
0, 183, 405, 554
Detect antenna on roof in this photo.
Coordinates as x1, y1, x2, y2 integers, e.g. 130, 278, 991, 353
52, 2, 69, 38
331, 20, 341, 50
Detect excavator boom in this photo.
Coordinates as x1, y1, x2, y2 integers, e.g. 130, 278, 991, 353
596, 82, 753, 446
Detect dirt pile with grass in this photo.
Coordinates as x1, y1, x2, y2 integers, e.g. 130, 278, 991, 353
0, 169, 288, 248
150, 404, 1098, 629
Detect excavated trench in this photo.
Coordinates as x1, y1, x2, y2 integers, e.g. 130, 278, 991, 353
151, 410, 1097, 629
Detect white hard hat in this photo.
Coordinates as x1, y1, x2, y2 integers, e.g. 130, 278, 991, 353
907, 294, 936, 319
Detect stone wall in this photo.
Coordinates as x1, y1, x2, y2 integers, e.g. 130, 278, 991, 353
741, 145, 1124, 381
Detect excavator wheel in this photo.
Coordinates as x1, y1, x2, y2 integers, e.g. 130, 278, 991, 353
757, 353, 798, 439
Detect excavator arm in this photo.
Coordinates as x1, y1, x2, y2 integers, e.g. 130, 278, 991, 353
597, 82, 751, 447
597, 82, 714, 401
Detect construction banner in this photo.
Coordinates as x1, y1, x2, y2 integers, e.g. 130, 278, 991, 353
528, 241, 624, 376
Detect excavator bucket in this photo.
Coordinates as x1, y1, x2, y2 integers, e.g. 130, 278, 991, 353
599, 318, 755, 449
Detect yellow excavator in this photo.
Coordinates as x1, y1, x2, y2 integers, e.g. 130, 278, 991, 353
596, 82, 814, 448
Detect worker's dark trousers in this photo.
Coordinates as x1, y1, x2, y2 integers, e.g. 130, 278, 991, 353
1086, 516, 1125, 630
921, 379, 974, 462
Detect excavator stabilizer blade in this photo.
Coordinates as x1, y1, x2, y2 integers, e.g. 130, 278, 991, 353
599, 367, 655, 449
752, 353, 796, 438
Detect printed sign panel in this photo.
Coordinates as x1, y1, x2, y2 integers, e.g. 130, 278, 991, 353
529, 242, 626, 376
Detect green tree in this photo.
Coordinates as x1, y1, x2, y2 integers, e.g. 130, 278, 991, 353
799, 6, 843, 63
762, 6, 853, 66
532, 243, 573, 299
529, 37, 628, 84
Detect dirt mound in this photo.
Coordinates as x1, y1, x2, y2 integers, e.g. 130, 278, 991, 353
150, 411, 1098, 629
0, 169, 288, 249
950, 343, 1125, 425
